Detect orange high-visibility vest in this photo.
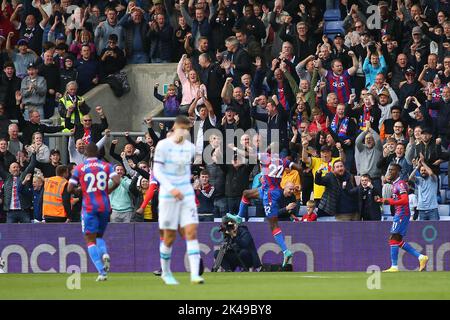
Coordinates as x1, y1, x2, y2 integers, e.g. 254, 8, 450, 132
43, 176, 68, 218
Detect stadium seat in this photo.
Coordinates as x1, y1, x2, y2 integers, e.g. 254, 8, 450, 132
323, 21, 345, 36
317, 216, 336, 221
440, 162, 449, 174
198, 213, 214, 222
446, 190, 450, 203
382, 205, 391, 214
381, 215, 394, 221
248, 206, 257, 217
324, 9, 341, 21
214, 218, 222, 223
298, 206, 308, 216
441, 175, 448, 189
438, 204, 450, 216
439, 216, 450, 220
440, 190, 447, 204
248, 217, 265, 222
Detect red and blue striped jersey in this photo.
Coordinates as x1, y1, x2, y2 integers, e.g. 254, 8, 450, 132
326, 70, 352, 104
392, 178, 410, 217
259, 153, 292, 191
69, 157, 117, 214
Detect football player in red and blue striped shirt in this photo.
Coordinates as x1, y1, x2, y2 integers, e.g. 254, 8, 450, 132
227, 147, 301, 268
68, 143, 120, 281
376, 163, 429, 272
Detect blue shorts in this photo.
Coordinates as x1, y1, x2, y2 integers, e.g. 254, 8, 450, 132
81, 211, 109, 235
259, 188, 282, 218
390, 214, 410, 237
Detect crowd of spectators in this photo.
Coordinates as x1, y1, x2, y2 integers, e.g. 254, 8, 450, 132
0, 0, 449, 224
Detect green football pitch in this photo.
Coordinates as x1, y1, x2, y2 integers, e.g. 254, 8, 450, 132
1, 272, 450, 300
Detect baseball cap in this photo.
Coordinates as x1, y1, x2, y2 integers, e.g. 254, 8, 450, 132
27, 62, 38, 69
378, 89, 390, 97
64, 54, 75, 62
421, 127, 433, 135
225, 105, 236, 113
334, 33, 344, 39
50, 149, 60, 156
56, 33, 66, 40
412, 26, 422, 35
405, 67, 415, 75
17, 38, 29, 46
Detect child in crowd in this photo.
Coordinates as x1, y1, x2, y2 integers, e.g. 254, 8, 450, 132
153, 83, 181, 117
300, 200, 318, 222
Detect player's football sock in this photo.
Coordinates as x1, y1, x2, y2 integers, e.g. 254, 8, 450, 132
400, 241, 421, 258
390, 245, 399, 267
96, 238, 108, 257
186, 239, 201, 279
272, 227, 288, 252
160, 243, 172, 276
237, 196, 250, 219
87, 243, 105, 275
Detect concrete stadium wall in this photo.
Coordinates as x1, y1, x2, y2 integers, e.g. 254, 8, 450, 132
83, 63, 177, 132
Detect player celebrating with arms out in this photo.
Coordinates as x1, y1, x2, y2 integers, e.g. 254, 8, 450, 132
375, 163, 429, 272
227, 143, 302, 268
68, 143, 121, 281
153, 115, 203, 285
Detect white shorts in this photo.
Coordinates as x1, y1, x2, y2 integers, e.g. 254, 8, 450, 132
158, 197, 199, 230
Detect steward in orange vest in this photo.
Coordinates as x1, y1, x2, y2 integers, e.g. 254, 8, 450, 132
43, 165, 72, 223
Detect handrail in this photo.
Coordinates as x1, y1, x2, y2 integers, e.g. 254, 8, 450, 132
10, 119, 54, 125
42, 132, 147, 137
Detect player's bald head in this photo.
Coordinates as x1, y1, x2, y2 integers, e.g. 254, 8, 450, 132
85, 143, 98, 157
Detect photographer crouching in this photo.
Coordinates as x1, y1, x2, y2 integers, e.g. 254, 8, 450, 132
213, 216, 261, 272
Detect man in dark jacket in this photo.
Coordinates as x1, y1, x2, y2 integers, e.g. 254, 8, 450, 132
233, 4, 266, 43
0, 149, 37, 223
17, 106, 64, 146
0, 138, 16, 172
315, 159, 359, 221
0, 105, 12, 139
408, 127, 448, 175
148, 13, 173, 63
223, 36, 252, 86
349, 174, 381, 221
278, 181, 298, 221
99, 34, 126, 80
75, 45, 100, 95
119, 6, 150, 64
224, 158, 254, 215
38, 50, 60, 118
251, 95, 289, 152
198, 53, 224, 117
426, 86, 450, 147
0, 61, 21, 119
214, 216, 262, 272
